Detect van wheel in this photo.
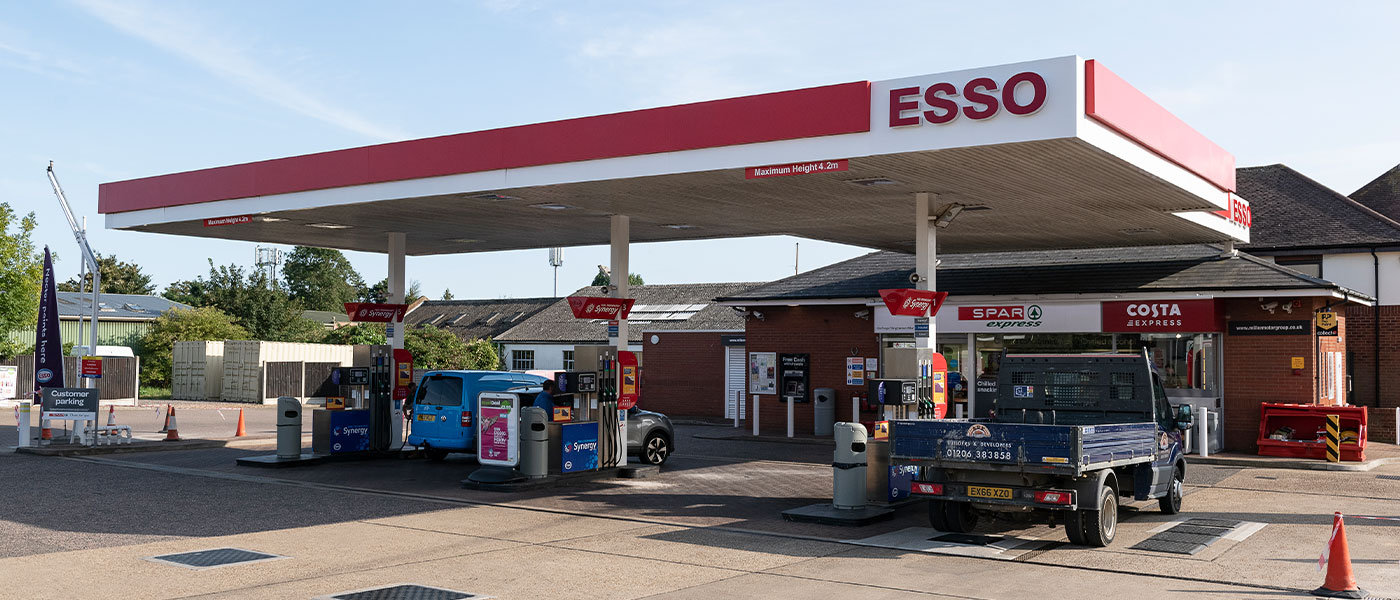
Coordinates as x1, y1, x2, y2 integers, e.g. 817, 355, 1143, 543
928, 500, 950, 531
943, 502, 979, 533
425, 449, 448, 462
1159, 465, 1184, 515
1079, 486, 1118, 547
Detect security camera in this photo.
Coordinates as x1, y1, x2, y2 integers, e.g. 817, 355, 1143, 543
854, 309, 870, 320
1260, 301, 1279, 314
751, 311, 765, 321
1281, 302, 1294, 314
908, 273, 922, 284
599, 285, 611, 295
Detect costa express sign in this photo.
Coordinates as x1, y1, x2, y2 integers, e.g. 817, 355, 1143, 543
567, 296, 636, 319
343, 302, 407, 323
879, 289, 949, 317
1101, 299, 1221, 333
889, 71, 1047, 127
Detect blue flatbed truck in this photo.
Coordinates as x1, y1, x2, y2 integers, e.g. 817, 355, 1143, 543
892, 353, 1195, 547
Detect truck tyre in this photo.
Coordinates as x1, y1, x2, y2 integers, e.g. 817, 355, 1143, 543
943, 502, 979, 533
1080, 486, 1118, 547
1158, 464, 1184, 515
928, 500, 951, 531
1064, 511, 1087, 545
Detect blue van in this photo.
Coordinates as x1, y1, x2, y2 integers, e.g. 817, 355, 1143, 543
407, 370, 548, 460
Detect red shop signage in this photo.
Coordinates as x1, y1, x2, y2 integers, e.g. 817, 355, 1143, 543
879, 289, 949, 317
1101, 299, 1221, 333
567, 296, 635, 320
343, 302, 407, 323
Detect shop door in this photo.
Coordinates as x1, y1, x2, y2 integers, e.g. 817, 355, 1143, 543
725, 346, 747, 419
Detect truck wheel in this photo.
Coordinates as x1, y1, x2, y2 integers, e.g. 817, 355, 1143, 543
943, 502, 979, 533
1080, 486, 1118, 547
928, 500, 950, 531
1158, 465, 1184, 515
1064, 511, 1087, 545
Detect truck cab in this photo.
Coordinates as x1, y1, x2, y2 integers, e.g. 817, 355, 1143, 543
407, 370, 548, 460
897, 352, 1195, 547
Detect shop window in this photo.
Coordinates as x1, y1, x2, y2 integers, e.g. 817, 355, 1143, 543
511, 350, 535, 371
1274, 255, 1322, 278
562, 350, 574, 371
1118, 333, 1219, 395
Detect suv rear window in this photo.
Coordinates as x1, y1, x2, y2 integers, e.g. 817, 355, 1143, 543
416, 376, 464, 407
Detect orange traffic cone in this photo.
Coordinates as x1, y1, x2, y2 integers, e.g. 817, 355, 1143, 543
162, 406, 182, 442
234, 409, 246, 437
1314, 512, 1366, 598
159, 404, 170, 433
103, 405, 117, 434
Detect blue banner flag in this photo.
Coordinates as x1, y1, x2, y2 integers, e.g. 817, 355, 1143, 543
33, 246, 64, 404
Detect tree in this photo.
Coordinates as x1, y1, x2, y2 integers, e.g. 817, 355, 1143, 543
57, 253, 155, 295
359, 278, 424, 304
137, 307, 248, 387
590, 271, 645, 287
462, 338, 501, 370
0, 203, 44, 355
161, 260, 323, 341
281, 246, 366, 311
442, 288, 454, 301
320, 323, 387, 345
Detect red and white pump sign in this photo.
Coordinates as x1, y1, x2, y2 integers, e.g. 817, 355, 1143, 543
343, 302, 407, 323
879, 289, 949, 317
567, 296, 635, 319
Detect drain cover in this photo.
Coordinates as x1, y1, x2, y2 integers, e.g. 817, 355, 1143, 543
1377, 475, 1400, 481
148, 548, 282, 569
326, 584, 484, 600
1131, 539, 1208, 555
930, 533, 1005, 546
1184, 517, 1242, 528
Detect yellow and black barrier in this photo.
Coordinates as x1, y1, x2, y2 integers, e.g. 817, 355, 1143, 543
1325, 414, 1341, 463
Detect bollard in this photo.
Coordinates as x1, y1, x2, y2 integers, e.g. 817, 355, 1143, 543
1325, 413, 1340, 463
786, 395, 794, 438
851, 393, 859, 424
1196, 405, 1209, 458
733, 391, 740, 429
832, 422, 869, 509
752, 395, 760, 436
955, 403, 965, 420
17, 403, 30, 448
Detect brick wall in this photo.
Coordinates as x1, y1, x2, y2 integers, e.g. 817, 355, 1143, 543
1344, 304, 1400, 444
1221, 297, 1344, 452
639, 331, 731, 419
743, 305, 879, 435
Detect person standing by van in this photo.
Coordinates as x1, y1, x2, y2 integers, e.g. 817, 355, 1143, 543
534, 380, 558, 420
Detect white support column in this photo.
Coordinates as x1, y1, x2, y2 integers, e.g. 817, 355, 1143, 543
610, 215, 630, 466
388, 232, 406, 349
915, 192, 937, 350
967, 332, 977, 417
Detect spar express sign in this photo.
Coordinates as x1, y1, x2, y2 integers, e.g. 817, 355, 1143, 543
875, 302, 1099, 334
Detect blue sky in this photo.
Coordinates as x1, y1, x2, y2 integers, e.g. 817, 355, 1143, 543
4, 1, 1399, 300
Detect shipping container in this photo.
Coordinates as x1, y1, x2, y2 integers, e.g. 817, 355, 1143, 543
220, 341, 354, 403
171, 341, 224, 401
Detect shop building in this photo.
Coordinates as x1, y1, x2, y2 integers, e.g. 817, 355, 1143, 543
710, 244, 1369, 451
1237, 164, 1400, 441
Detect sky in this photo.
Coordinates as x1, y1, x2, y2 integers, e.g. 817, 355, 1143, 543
3, 1, 1399, 301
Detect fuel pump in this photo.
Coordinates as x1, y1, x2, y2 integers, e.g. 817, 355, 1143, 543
368, 345, 393, 452
880, 348, 948, 420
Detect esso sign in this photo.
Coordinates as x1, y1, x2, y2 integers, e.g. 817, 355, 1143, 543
889, 71, 1047, 128
1222, 194, 1251, 229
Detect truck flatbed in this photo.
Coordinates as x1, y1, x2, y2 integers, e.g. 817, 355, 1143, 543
891, 419, 1159, 477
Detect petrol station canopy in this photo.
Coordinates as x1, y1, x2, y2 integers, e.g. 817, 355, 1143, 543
99, 56, 1251, 255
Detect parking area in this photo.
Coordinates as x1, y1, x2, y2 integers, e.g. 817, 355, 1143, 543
4, 409, 1399, 599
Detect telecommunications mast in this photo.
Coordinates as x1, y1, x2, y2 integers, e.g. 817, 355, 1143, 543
548, 247, 564, 296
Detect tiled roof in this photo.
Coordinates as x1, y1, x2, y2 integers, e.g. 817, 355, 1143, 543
721, 244, 1356, 302
496, 282, 757, 343
404, 298, 556, 341
56, 292, 192, 320
1237, 164, 1400, 250
1351, 164, 1400, 222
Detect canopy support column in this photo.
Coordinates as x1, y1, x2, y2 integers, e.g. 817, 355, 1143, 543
610, 215, 630, 466
388, 232, 406, 350
915, 192, 937, 349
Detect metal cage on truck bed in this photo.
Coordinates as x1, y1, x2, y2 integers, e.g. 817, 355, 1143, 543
994, 353, 1157, 426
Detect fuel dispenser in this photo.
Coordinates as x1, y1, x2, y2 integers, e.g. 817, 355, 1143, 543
571, 345, 627, 468
312, 345, 407, 455
877, 348, 948, 420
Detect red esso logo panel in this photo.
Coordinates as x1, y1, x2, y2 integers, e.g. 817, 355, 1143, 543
889, 71, 1047, 128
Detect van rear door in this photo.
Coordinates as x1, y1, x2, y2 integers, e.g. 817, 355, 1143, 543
412, 374, 468, 445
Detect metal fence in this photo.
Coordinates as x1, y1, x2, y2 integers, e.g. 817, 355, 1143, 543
0, 355, 140, 400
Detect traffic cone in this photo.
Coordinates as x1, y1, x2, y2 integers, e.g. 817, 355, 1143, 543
159, 404, 170, 433
234, 409, 246, 437
1313, 512, 1366, 598
40, 419, 52, 445
162, 406, 182, 442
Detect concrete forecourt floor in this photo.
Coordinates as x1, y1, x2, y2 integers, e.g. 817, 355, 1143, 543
2, 406, 1398, 599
